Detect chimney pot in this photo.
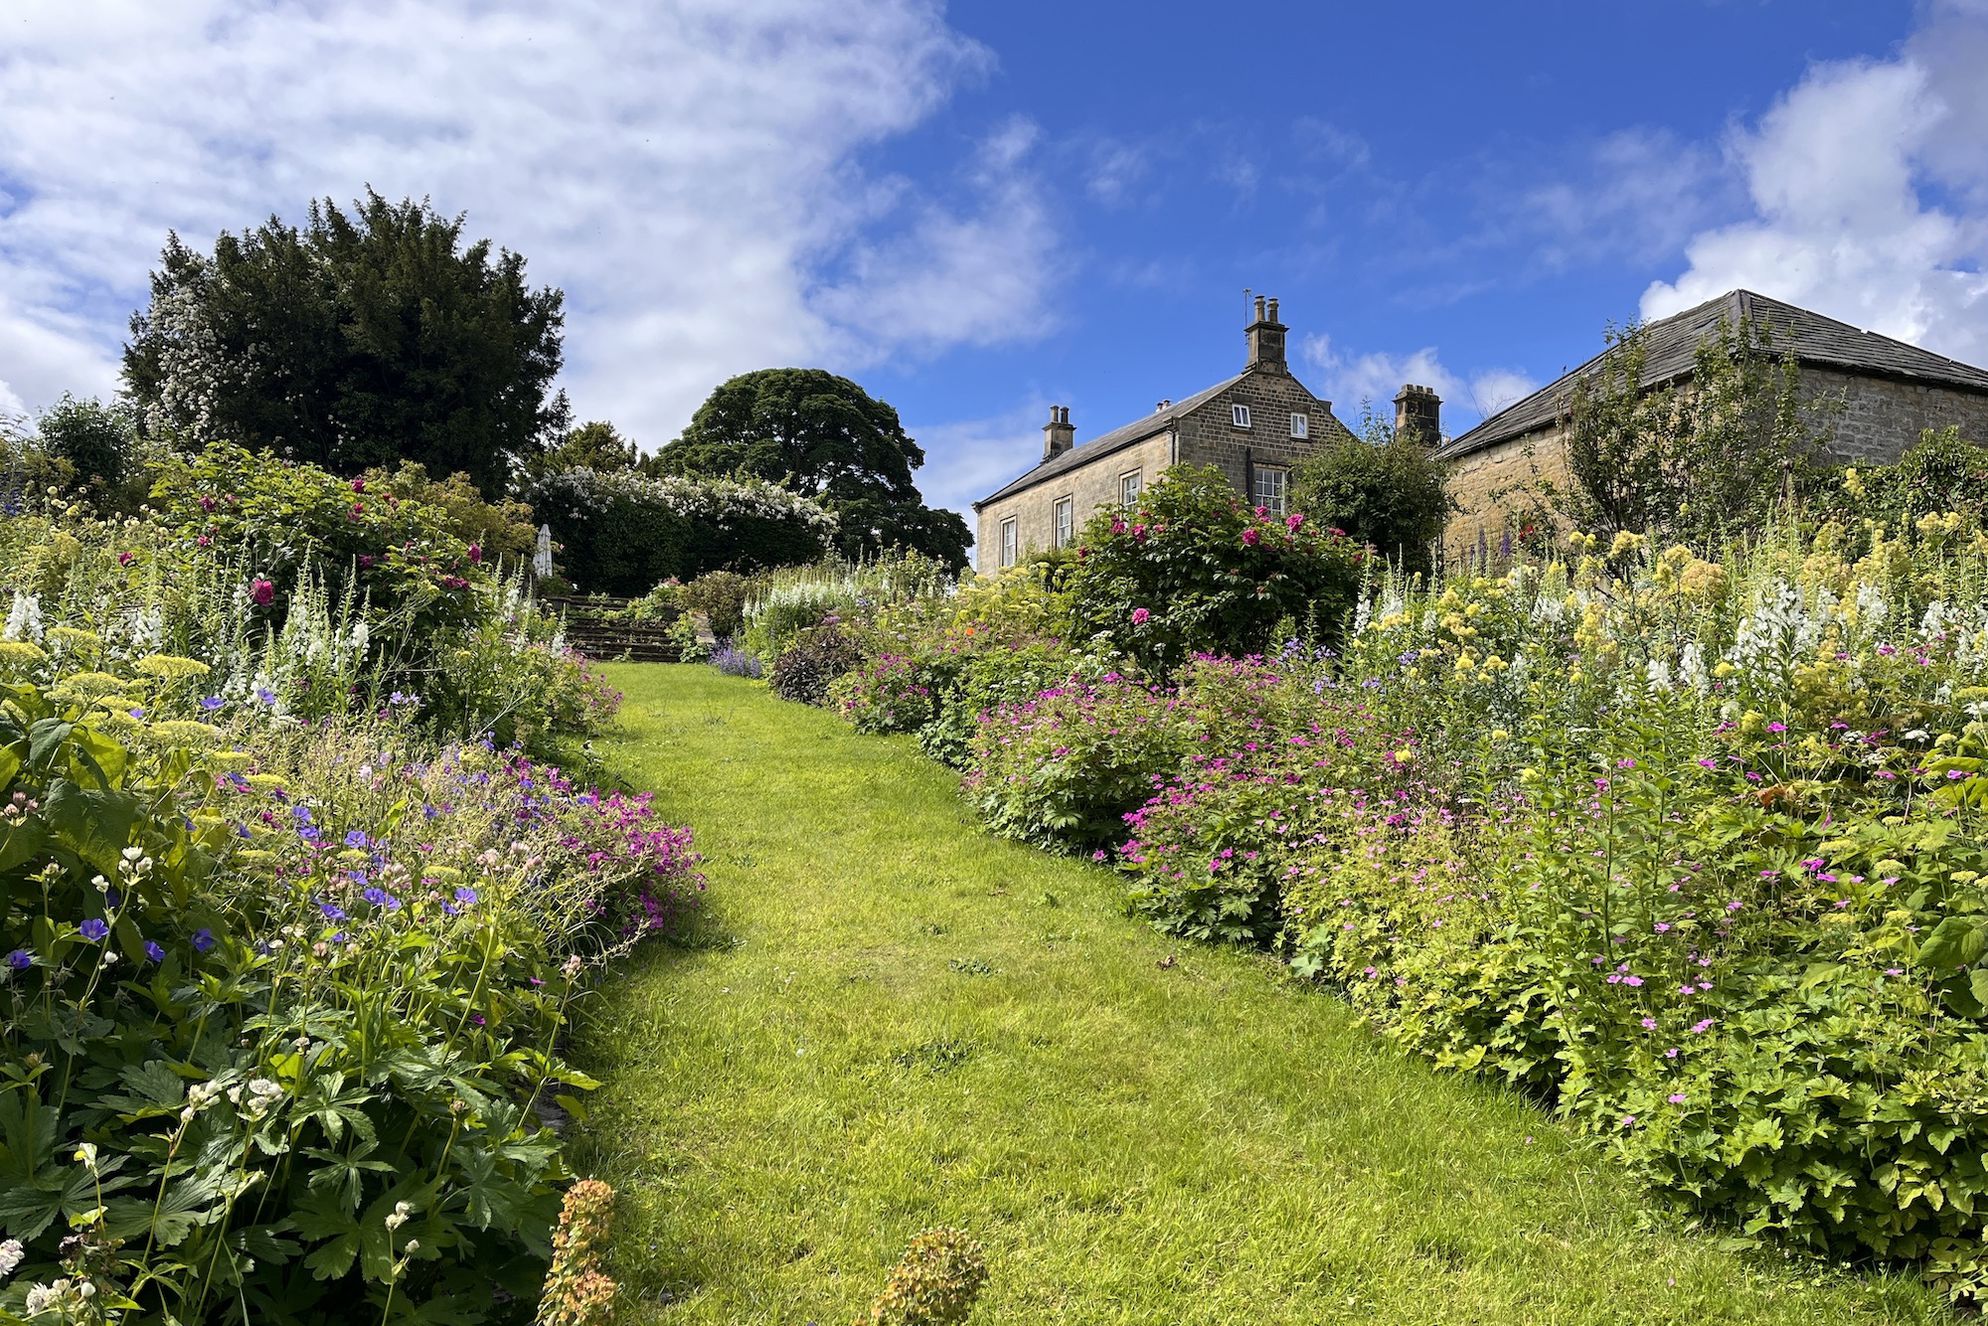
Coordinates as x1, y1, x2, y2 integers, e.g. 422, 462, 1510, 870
1245, 291, 1288, 373
1042, 404, 1075, 459
1393, 383, 1443, 445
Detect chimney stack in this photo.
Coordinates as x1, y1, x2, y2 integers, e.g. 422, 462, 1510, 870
1246, 293, 1288, 373
1393, 383, 1443, 446
1042, 405, 1074, 459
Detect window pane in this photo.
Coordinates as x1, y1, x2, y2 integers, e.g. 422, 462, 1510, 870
1254, 468, 1288, 514
1000, 518, 1017, 567
1231, 404, 1251, 428
1290, 412, 1308, 439
1053, 498, 1072, 548
1120, 471, 1141, 504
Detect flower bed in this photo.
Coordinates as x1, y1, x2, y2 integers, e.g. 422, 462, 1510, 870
816, 499, 1988, 1298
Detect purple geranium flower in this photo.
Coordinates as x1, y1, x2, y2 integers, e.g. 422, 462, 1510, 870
79, 918, 110, 942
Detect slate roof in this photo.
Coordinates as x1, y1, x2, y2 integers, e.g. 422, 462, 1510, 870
974, 372, 1248, 508
1441, 288, 1988, 460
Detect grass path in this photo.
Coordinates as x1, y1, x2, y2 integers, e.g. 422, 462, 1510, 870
575, 664, 1947, 1325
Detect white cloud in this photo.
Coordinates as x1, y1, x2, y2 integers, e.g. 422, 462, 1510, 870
1299, 333, 1537, 434
1643, 2, 1988, 366
906, 397, 1056, 532
0, 0, 1060, 450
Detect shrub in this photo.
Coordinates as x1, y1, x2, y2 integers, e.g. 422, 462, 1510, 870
859, 1227, 988, 1326
0, 670, 701, 1321
1065, 465, 1365, 673
1290, 411, 1453, 574
743, 553, 952, 661
767, 624, 863, 706
358, 459, 540, 564
533, 467, 835, 595
679, 569, 753, 638
966, 673, 1191, 851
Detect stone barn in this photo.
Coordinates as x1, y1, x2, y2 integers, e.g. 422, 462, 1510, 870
1438, 288, 1988, 561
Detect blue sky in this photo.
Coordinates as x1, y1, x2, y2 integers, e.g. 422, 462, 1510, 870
3, 0, 1985, 532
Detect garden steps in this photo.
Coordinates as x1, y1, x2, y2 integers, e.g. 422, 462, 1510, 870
543, 596, 685, 663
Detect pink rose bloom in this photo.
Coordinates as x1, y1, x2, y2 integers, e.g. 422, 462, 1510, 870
250, 578, 275, 607
1132, 524, 1148, 542
351, 478, 366, 493
1110, 518, 1127, 535
117, 551, 135, 566
1241, 527, 1261, 546
1286, 512, 1304, 531
467, 542, 482, 564
1131, 607, 1151, 626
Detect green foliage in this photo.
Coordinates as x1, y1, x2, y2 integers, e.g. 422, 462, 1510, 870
123, 190, 569, 497
34, 394, 136, 499
679, 570, 753, 640
1553, 315, 1833, 546
741, 554, 952, 662
532, 467, 834, 596
1290, 411, 1453, 575
1065, 464, 1365, 674
151, 439, 489, 646
1813, 427, 1988, 528
358, 459, 540, 565
0, 670, 701, 1322
766, 624, 863, 707
530, 420, 640, 482
654, 368, 970, 570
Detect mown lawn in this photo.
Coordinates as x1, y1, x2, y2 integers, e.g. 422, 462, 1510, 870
574, 663, 1950, 1325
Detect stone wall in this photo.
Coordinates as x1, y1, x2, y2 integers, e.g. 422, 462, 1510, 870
971, 364, 1357, 571
1441, 372, 1988, 560
1173, 368, 1353, 496
1441, 426, 1569, 562
974, 429, 1176, 569
1800, 369, 1988, 465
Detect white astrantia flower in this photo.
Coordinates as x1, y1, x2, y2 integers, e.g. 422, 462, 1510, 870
0, 1237, 23, 1277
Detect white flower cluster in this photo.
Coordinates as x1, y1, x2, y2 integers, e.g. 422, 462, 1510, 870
537, 467, 838, 535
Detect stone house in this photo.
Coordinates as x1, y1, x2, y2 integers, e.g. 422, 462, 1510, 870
974, 297, 1407, 570
1438, 288, 1988, 561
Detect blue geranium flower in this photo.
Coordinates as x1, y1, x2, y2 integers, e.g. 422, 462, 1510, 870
200, 695, 224, 711
143, 940, 166, 963
345, 829, 369, 849
79, 918, 109, 941
5, 949, 29, 971
454, 886, 478, 906
320, 901, 346, 921
192, 928, 215, 952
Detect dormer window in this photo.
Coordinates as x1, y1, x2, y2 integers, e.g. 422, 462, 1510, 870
1231, 404, 1252, 429
1290, 412, 1309, 439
